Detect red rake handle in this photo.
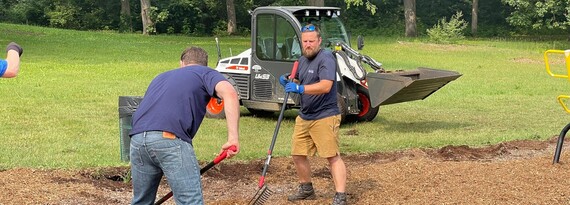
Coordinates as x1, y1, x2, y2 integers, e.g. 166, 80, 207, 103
213, 145, 237, 164
154, 145, 237, 205
289, 61, 299, 80
203, 145, 237, 173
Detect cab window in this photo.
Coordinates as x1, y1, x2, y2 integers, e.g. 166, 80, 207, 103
256, 14, 299, 61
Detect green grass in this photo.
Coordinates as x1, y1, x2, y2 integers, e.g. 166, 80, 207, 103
1, 23, 569, 169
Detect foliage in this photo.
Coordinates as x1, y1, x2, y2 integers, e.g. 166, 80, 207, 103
344, 0, 377, 15
0, 0, 569, 37
502, 0, 570, 30
46, 2, 79, 29
416, 0, 470, 28
145, 6, 169, 34
427, 11, 468, 44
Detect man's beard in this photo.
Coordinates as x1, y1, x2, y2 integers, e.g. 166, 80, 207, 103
303, 47, 320, 60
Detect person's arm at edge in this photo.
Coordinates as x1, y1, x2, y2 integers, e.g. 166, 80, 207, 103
215, 80, 240, 158
2, 50, 20, 78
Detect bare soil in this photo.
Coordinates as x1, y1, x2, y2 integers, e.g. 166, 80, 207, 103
3, 136, 570, 204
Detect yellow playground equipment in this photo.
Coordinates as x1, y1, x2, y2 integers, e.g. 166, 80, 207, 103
545, 49, 570, 163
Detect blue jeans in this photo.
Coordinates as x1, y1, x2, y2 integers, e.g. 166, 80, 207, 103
130, 131, 203, 205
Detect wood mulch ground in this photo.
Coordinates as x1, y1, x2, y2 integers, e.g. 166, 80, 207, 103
2, 137, 570, 204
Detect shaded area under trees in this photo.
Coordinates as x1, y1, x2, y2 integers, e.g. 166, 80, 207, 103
0, 0, 566, 37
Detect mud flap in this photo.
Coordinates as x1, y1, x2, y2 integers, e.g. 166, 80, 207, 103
366, 67, 461, 107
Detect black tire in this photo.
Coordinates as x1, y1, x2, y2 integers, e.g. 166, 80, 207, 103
337, 93, 348, 124
354, 86, 379, 122
205, 97, 226, 119
247, 108, 274, 117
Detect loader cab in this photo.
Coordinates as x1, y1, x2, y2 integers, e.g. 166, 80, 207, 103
253, 7, 348, 62
247, 7, 348, 111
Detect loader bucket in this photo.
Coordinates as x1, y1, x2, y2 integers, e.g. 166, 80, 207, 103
366, 67, 461, 107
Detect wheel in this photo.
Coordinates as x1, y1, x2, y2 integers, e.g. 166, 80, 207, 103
206, 97, 226, 119
247, 108, 274, 117
354, 86, 379, 122
337, 93, 348, 124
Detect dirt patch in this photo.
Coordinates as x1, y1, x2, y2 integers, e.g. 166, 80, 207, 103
2, 137, 570, 204
512, 57, 546, 65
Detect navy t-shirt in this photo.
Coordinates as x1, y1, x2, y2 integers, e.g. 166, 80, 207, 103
295, 49, 340, 120
129, 65, 227, 144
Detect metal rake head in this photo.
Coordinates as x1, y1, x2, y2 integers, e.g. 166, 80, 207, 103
248, 185, 274, 205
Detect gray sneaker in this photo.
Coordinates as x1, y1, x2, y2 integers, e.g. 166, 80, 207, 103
332, 192, 347, 205
287, 182, 316, 201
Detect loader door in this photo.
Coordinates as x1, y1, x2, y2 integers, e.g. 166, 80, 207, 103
249, 10, 301, 109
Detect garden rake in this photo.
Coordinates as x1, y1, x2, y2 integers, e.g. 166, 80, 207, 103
248, 61, 299, 205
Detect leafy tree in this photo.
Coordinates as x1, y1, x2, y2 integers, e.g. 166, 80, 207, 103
344, 0, 377, 15
46, 1, 80, 29
307, 0, 323, 6
503, 0, 570, 30
2, 0, 51, 26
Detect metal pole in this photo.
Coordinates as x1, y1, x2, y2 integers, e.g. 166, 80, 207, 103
553, 122, 570, 163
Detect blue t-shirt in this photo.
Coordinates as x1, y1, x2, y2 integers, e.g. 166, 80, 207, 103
129, 65, 227, 144
0, 59, 7, 77
295, 49, 340, 120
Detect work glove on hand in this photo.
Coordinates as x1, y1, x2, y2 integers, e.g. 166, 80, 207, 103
6, 42, 23, 57
285, 82, 304, 94
279, 73, 290, 87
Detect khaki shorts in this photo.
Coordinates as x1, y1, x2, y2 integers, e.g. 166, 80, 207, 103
291, 114, 341, 158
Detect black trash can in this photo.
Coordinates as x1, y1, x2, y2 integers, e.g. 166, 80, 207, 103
118, 96, 143, 162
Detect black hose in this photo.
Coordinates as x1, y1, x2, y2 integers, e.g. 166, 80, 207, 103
334, 50, 366, 81
335, 41, 384, 72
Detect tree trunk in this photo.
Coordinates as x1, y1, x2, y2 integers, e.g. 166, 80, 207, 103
226, 0, 237, 35
120, 0, 132, 32
306, 0, 324, 6
404, 0, 417, 37
471, 0, 479, 36
140, 0, 153, 35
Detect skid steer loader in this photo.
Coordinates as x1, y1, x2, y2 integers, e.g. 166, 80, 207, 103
206, 6, 461, 123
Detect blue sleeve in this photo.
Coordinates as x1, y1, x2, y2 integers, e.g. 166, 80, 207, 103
319, 52, 337, 81
203, 67, 227, 96
0, 59, 7, 77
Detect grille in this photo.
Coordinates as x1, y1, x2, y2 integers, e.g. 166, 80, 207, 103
253, 79, 273, 100
228, 73, 250, 99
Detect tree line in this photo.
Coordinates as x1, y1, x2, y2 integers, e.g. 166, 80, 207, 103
0, 0, 567, 38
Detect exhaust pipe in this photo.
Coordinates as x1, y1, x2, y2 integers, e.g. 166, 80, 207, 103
215, 37, 222, 66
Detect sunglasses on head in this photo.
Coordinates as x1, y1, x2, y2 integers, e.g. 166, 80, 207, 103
301, 25, 316, 32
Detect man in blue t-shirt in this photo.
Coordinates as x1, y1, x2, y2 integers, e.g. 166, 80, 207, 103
129, 46, 240, 205
279, 24, 347, 205
1, 42, 23, 78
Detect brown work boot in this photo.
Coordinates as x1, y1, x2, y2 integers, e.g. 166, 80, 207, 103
332, 192, 347, 205
287, 182, 316, 201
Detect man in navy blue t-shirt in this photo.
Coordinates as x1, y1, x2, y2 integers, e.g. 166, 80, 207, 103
280, 24, 347, 205
129, 46, 240, 205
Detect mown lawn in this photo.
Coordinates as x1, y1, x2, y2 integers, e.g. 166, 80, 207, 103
1, 23, 569, 169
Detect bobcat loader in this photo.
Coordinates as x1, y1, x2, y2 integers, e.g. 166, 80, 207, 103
207, 6, 461, 123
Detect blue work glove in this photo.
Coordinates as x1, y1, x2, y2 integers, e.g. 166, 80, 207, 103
285, 82, 304, 94
279, 73, 290, 87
